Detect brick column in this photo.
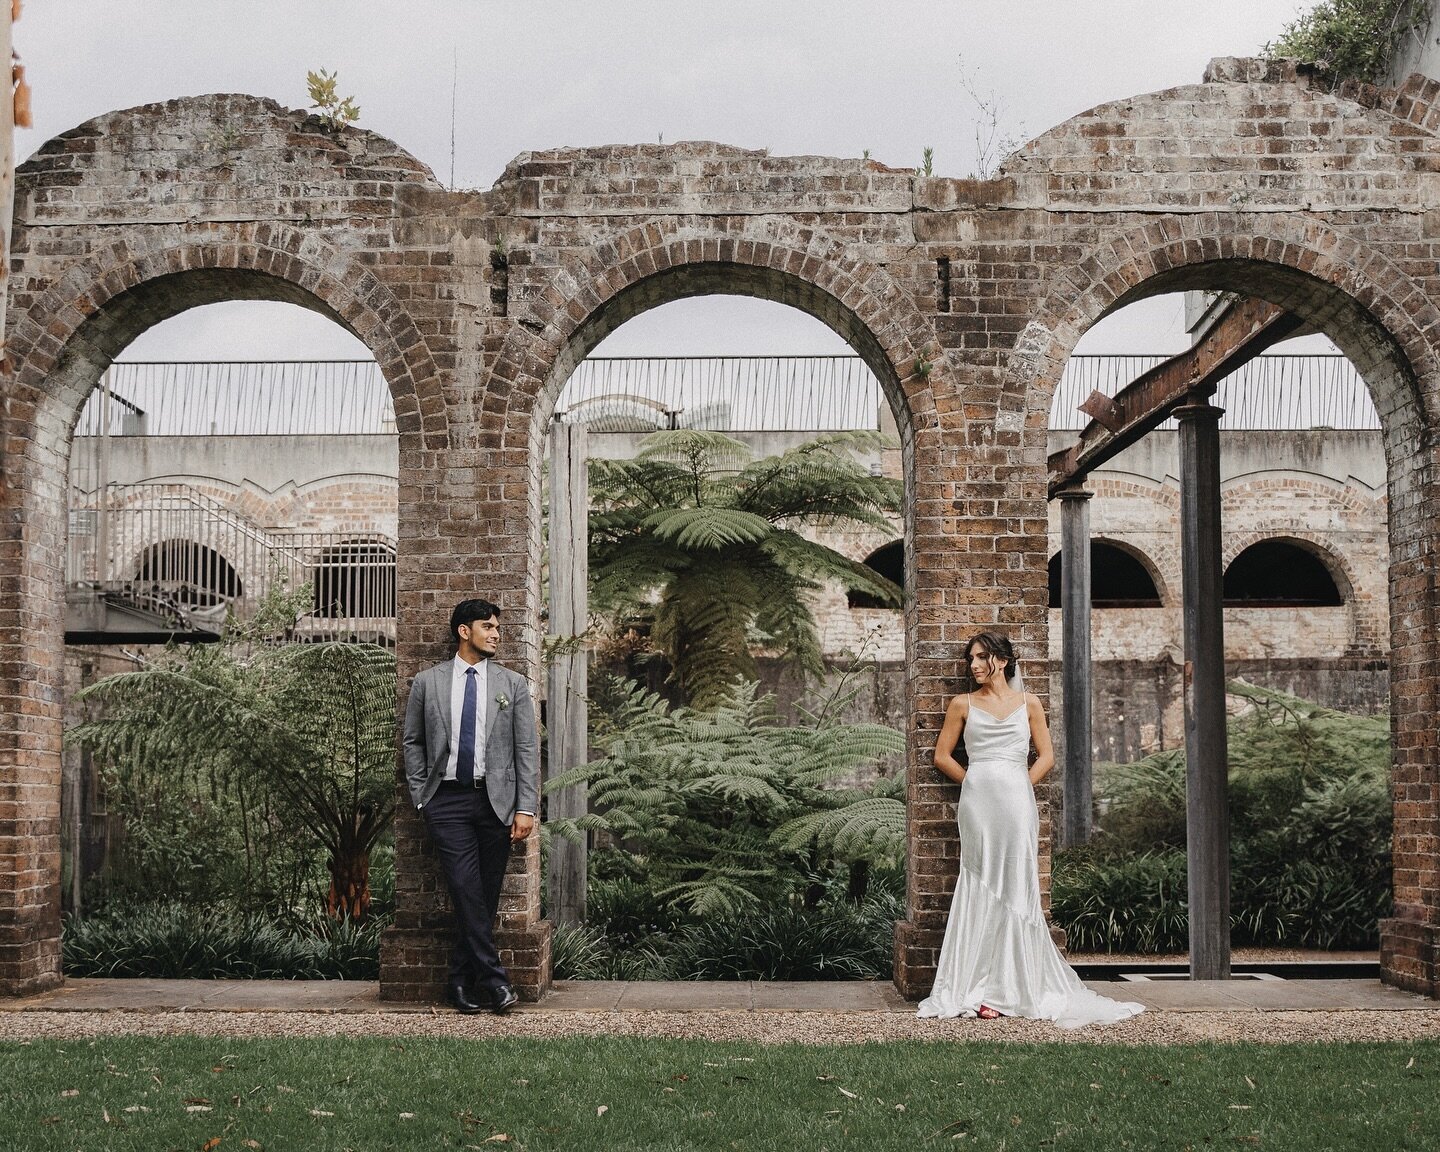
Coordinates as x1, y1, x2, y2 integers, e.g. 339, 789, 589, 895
379, 444, 553, 1004
0, 455, 66, 996
1379, 455, 1440, 998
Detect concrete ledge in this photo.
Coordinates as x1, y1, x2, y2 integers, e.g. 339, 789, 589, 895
1, 977, 1432, 1015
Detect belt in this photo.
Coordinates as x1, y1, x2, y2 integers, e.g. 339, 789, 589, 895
437, 776, 486, 791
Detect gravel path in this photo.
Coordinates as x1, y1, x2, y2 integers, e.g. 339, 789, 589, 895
3, 1008, 1437, 1046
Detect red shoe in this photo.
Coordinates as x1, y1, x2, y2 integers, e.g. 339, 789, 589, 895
977, 1004, 1001, 1019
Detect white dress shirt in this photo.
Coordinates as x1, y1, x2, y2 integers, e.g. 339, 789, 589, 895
445, 655, 487, 781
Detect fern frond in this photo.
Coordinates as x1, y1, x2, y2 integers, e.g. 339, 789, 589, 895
644, 506, 773, 550
772, 797, 907, 863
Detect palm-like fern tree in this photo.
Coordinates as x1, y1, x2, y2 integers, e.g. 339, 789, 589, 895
588, 429, 904, 707
69, 627, 396, 922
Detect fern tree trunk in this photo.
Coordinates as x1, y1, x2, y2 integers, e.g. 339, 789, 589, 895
326, 846, 371, 922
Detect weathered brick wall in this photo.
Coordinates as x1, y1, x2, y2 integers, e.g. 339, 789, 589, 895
4, 57, 1440, 999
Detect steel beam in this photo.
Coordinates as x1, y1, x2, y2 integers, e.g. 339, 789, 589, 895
1048, 298, 1304, 497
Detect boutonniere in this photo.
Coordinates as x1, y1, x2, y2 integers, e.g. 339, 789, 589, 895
495, 693, 510, 711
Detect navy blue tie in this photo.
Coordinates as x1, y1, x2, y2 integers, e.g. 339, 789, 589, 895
457, 667, 478, 787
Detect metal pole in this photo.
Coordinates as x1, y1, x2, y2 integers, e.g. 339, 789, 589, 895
1175, 400, 1230, 981
1058, 486, 1093, 848
96, 371, 111, 588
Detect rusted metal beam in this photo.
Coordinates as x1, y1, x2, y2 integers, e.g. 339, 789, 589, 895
1047, 298, 1305, 497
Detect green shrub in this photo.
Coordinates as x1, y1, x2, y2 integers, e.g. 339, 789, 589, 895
551, 891, 902, 981
1051, 851, 1190, 954
667, 891, 902, 981
1265, 0, 1430, 85
62, 902, 383, 979
1055, 685, 1392, 952
547, 677, 904, 919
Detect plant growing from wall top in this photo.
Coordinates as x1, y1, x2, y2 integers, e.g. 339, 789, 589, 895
587, 429, 903, 708
69, 589, 396, 922
306, 68, 361, 131
1265, 0, 1432, 85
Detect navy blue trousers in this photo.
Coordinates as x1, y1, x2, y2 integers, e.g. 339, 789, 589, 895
423, 785, 512, 991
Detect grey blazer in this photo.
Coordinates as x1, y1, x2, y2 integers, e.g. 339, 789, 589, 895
402, 659, 539, 823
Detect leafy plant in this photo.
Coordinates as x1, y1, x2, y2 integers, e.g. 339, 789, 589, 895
588, 429, 902, 707
550, 881, 903, 981
62, 901, 384, 980
1265, 0, 1431, 85
546, 677, 905, 918
69, 599, 397, 922
1055, 684, 1391, 952
1051, 851, 1191, 953
306, 68, 361, 130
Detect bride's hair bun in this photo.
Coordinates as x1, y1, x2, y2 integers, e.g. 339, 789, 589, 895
965, 630, 1016, 682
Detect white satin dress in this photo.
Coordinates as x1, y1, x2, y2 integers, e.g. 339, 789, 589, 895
917, 696, 1144, 1029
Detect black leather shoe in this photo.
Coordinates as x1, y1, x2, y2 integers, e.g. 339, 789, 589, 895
446, 982, 484, 1015
490, 984, 519, 1015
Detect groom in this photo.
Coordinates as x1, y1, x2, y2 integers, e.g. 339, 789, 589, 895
402, 598, 538, 1014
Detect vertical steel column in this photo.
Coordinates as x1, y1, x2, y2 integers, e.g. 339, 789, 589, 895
1175, 400, 1230, 981
1058, 486, 1093, 848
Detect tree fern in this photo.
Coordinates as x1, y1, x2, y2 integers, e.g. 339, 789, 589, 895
69, 623, 397, 922
589, 428, 902, 707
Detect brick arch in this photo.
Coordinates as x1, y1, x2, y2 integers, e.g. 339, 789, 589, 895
1046, 534, 1171, 607
1220, 530, 1365, 655
1217, 473, 1387, 655
487, 220, 941, 449
4, 223, 447, 451
479, 220, 945, 680
1007, 213, 1437, 465
1092, 535, 1170, 608
0, 224, 442, 995
1015, 214, 1439, 990
1221, 530, 1359, 605
479, 222, 947, 995
1220, 471, 1383, 517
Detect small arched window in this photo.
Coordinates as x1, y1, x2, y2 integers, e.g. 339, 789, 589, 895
1224, 540, 1343, 606
847, 540, 904, 610
1049, 542, 1162, 608
313, 538, 397, 619
135, 540, 242, 606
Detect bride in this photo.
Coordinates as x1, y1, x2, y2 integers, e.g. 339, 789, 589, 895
917, 631, 1143, 1029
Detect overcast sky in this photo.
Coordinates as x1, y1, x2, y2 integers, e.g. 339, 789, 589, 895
15, 1, 1331, 361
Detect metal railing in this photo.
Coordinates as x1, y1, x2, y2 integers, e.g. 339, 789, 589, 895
1050, 354, 1380, 432
76, 361, 396, 437
71, 354, 1380, 440
68, 482, 397, 642
555, 355, 886, 432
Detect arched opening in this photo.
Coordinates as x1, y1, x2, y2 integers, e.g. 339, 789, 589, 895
312, 538, 399, 620
134, 539, 243, 606
1047, 542, 1162, 609
1224, 540, 1345, 607
1036, 249, 1417, 974
530, 267, 918, 982
35, 270, 408, 978
848, 540, 905, 610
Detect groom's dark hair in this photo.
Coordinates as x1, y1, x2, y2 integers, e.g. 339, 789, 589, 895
450, 598, 502, 643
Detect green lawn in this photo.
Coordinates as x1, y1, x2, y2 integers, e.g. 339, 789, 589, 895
1, 1036, 1433, 1151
